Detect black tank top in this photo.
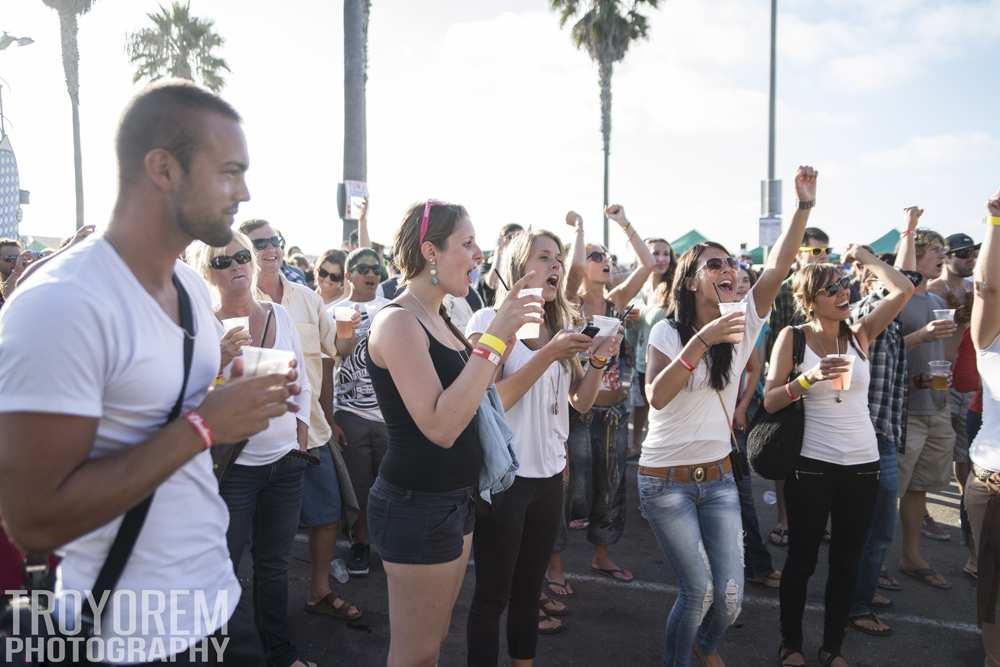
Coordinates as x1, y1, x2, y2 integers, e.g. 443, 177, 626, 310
366, 304, 483, 492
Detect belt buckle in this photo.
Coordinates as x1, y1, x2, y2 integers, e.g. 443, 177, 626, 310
693, 466, 706, 482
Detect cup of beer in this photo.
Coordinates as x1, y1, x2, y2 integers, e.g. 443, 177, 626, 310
334, 306, 357, 339
932, 309, 956, 322
826, 354, 855, 391
928, 360, 952, 390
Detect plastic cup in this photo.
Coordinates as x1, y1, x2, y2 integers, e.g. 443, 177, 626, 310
933, 309, 956, 322
516, 288, 545, 339
590, 314, 620, 338
717, 301, 747, 343
241, 346, 295, 377
928, 360, 952, 391
221, 316, 249, 334
826, 354, 855, 391
334, 306, 356, 339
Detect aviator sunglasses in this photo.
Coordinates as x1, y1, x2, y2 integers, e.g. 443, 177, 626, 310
349, 265, 380, 276
820, 276, 852, 297
209, 249, 253, 270
587, 251, 608, 263
317, 268, 343, 282
251, 235, 285, 251
699, 257, 739, 272
948, 247, 978, 260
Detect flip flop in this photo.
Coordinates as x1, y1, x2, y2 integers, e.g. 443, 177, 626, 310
899, 566, 952, 590
539, 594, 570, 617
848, 613, 892, 637
769, 526, 789, 546
877, 569, 902, 591
870, 592, 893, 609
545, 577, 575, 598
537, 610, 565, 635
304, 592, 363, 622
591, 566, 634, 583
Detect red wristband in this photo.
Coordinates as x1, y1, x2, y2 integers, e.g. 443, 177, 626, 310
900, 230, 914, 237
784, 382, 798, 401
677, 356, 695, 373
472, 345, 502, 366
184, 411, 214, 449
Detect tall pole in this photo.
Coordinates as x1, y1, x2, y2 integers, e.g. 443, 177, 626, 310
768, 0, 777, 183
758, 0, 781, 251
342, 0, 368, 246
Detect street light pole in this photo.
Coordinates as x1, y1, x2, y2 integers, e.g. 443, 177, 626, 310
758, 0, 781, 251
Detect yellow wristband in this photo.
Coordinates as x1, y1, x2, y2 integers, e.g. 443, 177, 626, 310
797, 375, 813, 391
478, 333, 507, 356
989, 216, 1000, 226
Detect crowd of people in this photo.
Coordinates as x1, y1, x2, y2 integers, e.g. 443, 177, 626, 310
0, 81, 999, 667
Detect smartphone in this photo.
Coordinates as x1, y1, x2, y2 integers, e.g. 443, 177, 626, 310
580, 325, 600, 338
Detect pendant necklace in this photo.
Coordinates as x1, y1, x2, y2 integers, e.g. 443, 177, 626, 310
549, 364, 563, 415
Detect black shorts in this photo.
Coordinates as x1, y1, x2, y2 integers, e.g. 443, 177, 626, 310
367, 476, 475, 565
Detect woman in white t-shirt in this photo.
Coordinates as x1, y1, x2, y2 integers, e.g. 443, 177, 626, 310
640, 166, 817, 667
192, 234, 324, 667
763, 247, 913, 667
465, 229, 621, 663
965, 190, 1000, 665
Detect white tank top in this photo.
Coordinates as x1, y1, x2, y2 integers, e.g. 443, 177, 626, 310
800, 343, 879, 466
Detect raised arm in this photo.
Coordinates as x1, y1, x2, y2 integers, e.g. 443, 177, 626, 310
754, 166, 817, 318
847, 244, 915, 347
894, 206, 921, 272
563, 211, 586, 303
605, 205, 656, 312
359, 197, 371, 249
972, 191, 1000, 350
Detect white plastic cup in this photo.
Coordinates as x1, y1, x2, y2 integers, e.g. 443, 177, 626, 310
933, 309, 956, 322
241, 346, 295, 377
590, 314, 620, 338
334, 306, 356, 339
516, 288, 545, 340
222, 316, 249, 334
717, 301, 747, 343
827, 354, 855, 391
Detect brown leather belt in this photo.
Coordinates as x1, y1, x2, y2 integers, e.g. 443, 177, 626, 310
639, 456, 732, 483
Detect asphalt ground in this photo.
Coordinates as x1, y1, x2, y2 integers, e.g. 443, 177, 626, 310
254, 463, 984, 666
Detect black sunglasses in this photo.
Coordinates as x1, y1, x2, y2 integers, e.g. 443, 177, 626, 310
948, 247, 978, 260
820, 276, 852, 297
587, 251, 607, 263
210, 249, 253, 270
350, 265, 380, 276
251, 235, 284, 251
699, 257, 739, 272
317, 268, 343, 282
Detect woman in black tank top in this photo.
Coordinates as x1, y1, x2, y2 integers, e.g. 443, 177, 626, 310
364, 201, 543, 667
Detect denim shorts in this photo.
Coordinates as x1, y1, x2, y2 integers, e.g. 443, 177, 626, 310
367, 476, 475, 565
300, 444, 343, 528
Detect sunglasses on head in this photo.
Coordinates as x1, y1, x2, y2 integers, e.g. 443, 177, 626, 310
948, 247, 978, 260
699, 257, 739, 272
251, 235, 284, 251
350, 265, 380, 276
317, 268, 343, 282
587, 251, 607, 263
820, 276, 852, 297
799, 246, 832, 256
209, 249, 252, 270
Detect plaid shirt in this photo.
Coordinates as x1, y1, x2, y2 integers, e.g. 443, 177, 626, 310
765, 277, 805, 361
851, 289, 908, 450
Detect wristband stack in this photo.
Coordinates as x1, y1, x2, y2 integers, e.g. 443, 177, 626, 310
475, 333, 507, 366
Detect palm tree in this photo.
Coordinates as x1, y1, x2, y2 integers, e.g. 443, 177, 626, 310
342, 0, 370, 245
551, 0, 659, 247
126, 1, 230, 93
42, 0, 96, 230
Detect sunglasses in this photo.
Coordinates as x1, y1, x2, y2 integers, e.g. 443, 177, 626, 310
799, 246, 832, 256
317, 268, 344, 282
820, 276, 852, 297
699, 257, 739, 272
948, 247, 978, 260
0, 255, 18, 263
209, 249, 253, 270
587, 251, 607, 263
350, 265, 380, 276
251, 235, 284, 251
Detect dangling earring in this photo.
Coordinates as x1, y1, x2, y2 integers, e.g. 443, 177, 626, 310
430, 260, 439, 286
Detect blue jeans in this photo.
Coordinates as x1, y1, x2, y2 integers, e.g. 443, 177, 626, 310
734, 431, 774, 578
639, 471, 744, 667
221, 451, 307, 667
848, 435, 899, 618
567, 404, 629, 546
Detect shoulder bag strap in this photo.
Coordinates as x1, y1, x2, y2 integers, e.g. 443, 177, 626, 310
791, 326, 806, 371
259, 305, 275, 347
80, 273, 195, 633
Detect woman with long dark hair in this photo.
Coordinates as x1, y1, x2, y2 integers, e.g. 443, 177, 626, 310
366, 201, 542, 667
765, 247, 913, 667
465, 228, 621, 664
640, 167, 817, 666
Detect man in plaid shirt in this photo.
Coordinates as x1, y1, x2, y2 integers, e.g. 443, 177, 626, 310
847, 207, 921, 636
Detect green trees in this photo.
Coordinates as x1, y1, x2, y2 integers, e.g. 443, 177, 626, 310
551, 0, 659, 246
126, 1, 230, 93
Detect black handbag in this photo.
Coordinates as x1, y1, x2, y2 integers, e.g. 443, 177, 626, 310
0, 274, 195, 666
747, 326, 806, 481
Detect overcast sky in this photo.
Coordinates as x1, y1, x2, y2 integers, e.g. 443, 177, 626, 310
4, 0, 1000, 258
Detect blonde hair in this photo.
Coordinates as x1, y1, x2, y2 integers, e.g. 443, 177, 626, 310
190, 231, 259, 302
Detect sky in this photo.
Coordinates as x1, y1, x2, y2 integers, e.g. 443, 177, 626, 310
3, 0, 1000, 260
